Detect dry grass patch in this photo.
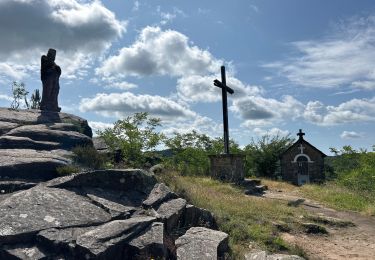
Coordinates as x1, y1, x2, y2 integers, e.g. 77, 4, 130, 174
157, 172, 307, 259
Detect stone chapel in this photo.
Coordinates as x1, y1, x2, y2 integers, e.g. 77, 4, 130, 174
280, 129, 326, 185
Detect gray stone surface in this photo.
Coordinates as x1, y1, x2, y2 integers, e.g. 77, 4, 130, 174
176, 227, 229, 260
184, 204, 216, 229
0, 244, 49, 260
142, 183, 178, 208
245, 251, 305, 260
5, 124, 92, 149
0, 121, 19, 135
0, 135, 60, 150
0, 169, 225, 259
156, 198, 187, 234
0, 185, 111, 244
0, 149, 71, 180
0, 108, 92, 137
76, 216, 155, 258
128, 222, 167, 259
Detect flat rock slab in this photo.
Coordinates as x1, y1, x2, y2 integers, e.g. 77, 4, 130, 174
0, 149, 71, 180
0, 244, 49, 260
0, 108, 92, 138
176, 227, 228, 260
0, 185, 111, 244
0, 149, 71, 179
0, 135, 60, 150
48, 169, 157, 194
5, 124, 93, 149
142, 183, 178, 208
76, 216, 156, 258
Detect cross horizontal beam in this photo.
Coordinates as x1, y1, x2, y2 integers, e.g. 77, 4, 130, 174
213, 79, 234, 94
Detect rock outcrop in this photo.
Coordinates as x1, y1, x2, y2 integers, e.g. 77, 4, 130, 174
0, 169, 222, 259
0, 108, 92, 180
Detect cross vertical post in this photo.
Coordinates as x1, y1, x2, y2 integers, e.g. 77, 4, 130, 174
221, 66, 230, 154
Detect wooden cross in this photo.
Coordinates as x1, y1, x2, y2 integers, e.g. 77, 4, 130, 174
214, 66, 234, 154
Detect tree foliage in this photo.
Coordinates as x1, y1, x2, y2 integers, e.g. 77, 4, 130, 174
98, 112, 164, 167
244, 134, 294, 178
11, 81, 29, 109
164, 130, 241, 176
30, 89, 41, 109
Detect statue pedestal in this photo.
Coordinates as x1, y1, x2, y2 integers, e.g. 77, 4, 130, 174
209, 154, 244, 184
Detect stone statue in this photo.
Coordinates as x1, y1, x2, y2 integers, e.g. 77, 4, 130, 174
40, 49, 61, 112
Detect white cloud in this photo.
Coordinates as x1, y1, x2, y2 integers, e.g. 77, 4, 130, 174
79, 92, 196, 122
97, 26, 222, 78
177, 75, 263, 103
264, 15, 375, 89
88, 121, 114, 136
340, 131, 363, 139
0, 0, 125, 80
304, 97, 375, 125
162, 115, 221, 138
0, 94, 12, 102
253, 127, 290, 137
232, 95, 304, 127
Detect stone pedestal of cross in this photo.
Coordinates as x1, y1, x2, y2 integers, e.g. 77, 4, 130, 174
213, 66, 234, 154
209, 66, 244, 184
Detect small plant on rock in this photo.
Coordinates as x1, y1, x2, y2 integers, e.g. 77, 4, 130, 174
72, 145, 108, 170
30, 89, 41, 109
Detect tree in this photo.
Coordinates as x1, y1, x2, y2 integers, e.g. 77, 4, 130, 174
164, 130, 212, 175
30, 89, 41, 109
10, 81, 29, 109
98, 112, 164, 167
244, 134, 294, 178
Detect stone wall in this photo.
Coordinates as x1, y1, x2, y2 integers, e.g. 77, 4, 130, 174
209, 154, 244, 184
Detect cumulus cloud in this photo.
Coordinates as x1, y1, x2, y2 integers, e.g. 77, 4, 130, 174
88, 121, 114, 136
97, 26, 222, 78
176, 75, 263, 103
232, 95, 304, 127
253, 127, 290, 137
0, 0, 125, 79
304, 97, 375, 125
79, 92, 196, 122
340, 131, 363, 139
264, 15, 375, 89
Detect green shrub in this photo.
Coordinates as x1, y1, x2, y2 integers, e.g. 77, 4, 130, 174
72, 145, 108, 169
98, 112, 164, 168
56, 165, 80, 175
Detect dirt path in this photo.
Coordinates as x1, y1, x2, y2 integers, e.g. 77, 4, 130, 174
263, 190, 375, 260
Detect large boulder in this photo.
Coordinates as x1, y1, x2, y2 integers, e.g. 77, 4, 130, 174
0, 108, 93, 181
4, 124, 92, 149
0, 149, 71, 180
0, 169, 227, 259
175, 227, 229, 260
0, 108, 92, 138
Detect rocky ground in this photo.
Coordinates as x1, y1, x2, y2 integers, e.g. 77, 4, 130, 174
263, 190, 375, 260
0, 169, 226, 259
0, 108, 92, 180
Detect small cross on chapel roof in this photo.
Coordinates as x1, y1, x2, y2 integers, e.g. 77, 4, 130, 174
297, 129, 305, 140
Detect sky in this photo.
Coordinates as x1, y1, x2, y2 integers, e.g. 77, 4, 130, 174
0, 0, 375, 154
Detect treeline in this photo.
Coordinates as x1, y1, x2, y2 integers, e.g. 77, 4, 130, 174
95, 112, 294, 178
73, 113, 374, 194
326, 146, 375, 197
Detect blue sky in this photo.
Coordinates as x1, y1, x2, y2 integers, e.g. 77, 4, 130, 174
1, 0, 375, 154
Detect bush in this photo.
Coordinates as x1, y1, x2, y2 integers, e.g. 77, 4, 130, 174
72, 145, 108, 169
98, 112, 164, 168
56, 165, 80, 175
244, 134, 294, 178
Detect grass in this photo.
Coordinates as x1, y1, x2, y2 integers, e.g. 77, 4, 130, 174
262, 178, 375, 216
157, 171, 307, 259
